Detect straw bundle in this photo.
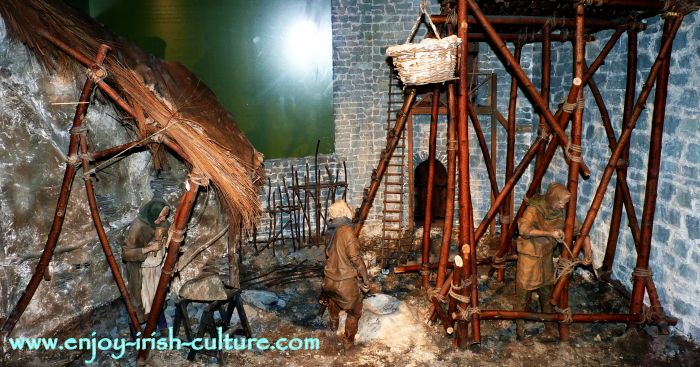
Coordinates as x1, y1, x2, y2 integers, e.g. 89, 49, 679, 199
386, 35, 461, 85
0, 0, 263, 231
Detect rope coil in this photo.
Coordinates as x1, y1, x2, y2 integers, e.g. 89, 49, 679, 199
554, 241, 585, 282
447, 139, 458, 151
86, 65, 108, 84
448, 279, 472, 304
500, 215, 511, 224
168, 228, 186, 244
632, 267, 653, 282
491, 256, 507, 270
427, 287, 446, 304
555, 306, 573, 324
66, 154, 80, 167
69, 125, 88, 135
455, 305, 481, 321
565, 143, 584, 163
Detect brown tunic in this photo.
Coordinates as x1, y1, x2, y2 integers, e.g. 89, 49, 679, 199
322, 224, 363, 310
121, 219, 157, 323
516, 197, 581, 291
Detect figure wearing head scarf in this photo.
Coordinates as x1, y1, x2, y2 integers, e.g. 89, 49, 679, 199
321, 200, 369, 350
121, 198, 171, 328
513, 183, 592, 342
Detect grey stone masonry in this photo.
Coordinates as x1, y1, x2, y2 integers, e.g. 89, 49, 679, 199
542, 12, 700, 339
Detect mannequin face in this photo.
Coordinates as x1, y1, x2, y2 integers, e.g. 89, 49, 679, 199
550, 197, 570, 210
154, 206, 170, 225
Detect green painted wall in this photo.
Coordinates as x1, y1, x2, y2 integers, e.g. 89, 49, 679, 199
70, 0, 333, 158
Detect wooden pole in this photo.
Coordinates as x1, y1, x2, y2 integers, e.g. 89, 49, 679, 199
457, 0, 480, 346
437, 82, 458, 288
138, 173, 201, 361
557, 3, 586, 342
603, 26, 638, 272
631, 16, 674, 317
422, 87, 441, 289
354, 89, 417, 236
79, 107, 143, 333
535, 24, 551, 194
1, 45, 110, 338
496, 43, 522, 282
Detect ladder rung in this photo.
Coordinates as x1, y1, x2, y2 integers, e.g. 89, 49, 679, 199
383, 219, 402, 223
385, 173, 402, 176
384, 209, 402, 213
385, 191, 403, 195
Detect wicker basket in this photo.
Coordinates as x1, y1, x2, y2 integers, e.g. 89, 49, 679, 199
386, 35, 461, 86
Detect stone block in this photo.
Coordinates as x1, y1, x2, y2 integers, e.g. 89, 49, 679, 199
686, 215, 700, 240
673, 298, 692, 316
678, 263, 698, 282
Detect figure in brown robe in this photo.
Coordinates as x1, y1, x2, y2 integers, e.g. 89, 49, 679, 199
322, 201, 370, 350
121, 198, 170, 328
514, 182, 592, 342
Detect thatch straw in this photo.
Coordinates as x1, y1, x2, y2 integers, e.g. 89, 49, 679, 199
0, 0, 263, 231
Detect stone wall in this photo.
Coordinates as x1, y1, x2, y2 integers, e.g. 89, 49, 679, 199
543, 13, 700, 339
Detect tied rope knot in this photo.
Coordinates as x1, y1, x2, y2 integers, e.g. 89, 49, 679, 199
168, 228, 186, 244
427, 287, 446, 304
565, 143, 584, 163
555, 306, 573, 324
455, 305, 481, 321
554, 241, 585, 282
448, 279, 471, 304
538, 129, 551, 142
86, 64, 108, 84
69, 125, 89, 135
66, 154, 80, 167
492, 256, 507, 270
447, 139, 458, 151
631, 267, 653, 283
188, 170, 210, 187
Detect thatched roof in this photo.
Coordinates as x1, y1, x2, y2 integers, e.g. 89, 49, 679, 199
0, 0, 264, 230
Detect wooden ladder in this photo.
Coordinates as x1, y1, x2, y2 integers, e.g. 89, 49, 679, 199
380, 74, 409, 268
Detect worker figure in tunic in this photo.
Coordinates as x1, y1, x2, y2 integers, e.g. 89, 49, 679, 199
322, 201, 370, 350
514, 182, 592, 342
122, 198, 171, 337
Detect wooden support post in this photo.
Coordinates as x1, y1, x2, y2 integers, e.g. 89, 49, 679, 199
354, 88, 417, 236
468, 105, 500, 202
78, 105, 143, 334
421, 87, 441, 289
603, 26, 638, 272
558, 4, 586, 342
1, 45, 110, 338
496, 43, 522, 282
535, 24, 551, 194
489, 74, 498, 237
437, 81, 458, 288
457, 0, 479, 346
138, 172, 202, 361
631, 16, 674, 318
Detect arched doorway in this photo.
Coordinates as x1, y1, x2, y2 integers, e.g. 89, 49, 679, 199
414, 159, 447, 225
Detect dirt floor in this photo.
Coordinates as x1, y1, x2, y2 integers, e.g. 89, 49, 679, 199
5, 233, 700, 366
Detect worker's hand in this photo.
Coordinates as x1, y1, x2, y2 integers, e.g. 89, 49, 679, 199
359, 279, 371, 293
550, 229, 565, 242
144, 241, 161, 254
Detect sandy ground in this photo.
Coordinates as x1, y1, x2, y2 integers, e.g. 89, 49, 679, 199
5, 234, 700, 367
